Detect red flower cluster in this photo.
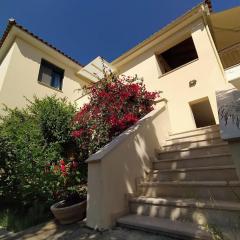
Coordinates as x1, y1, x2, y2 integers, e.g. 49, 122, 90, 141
47, 159, 80, 177
71, 72, 159, 158
121, 113, 138, 125
60, 160, 66, 176
71, 129, 84, 138
49, 158, 81, 201
73, 105, 90, 123
108, 113, 138, 131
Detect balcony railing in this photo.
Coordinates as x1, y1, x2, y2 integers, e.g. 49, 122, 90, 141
218, 42, 240, 69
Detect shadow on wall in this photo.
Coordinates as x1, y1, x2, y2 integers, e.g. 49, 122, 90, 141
87, 101, 171, 229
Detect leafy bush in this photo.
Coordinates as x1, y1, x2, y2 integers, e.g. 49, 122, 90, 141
0, 96, 80, 207
46, 157, 87, 204
72, 71, 159, 160
0, 133, 16, 202
29, 96, 75, 144
0, 72, 158, 231
0, 203, 52, 232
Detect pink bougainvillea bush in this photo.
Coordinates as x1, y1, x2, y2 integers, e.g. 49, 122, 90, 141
72, 71, 159, 160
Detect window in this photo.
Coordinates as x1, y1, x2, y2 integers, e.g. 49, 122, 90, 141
38, 59, 64, 90
157, 37, 198, 74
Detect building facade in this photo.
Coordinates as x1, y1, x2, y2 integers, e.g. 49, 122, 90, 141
0, 20, 92, 112
1, 1, 240, 238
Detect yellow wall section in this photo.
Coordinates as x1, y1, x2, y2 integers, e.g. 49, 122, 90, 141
0, 43, 15, 93
117, 18, 226, 133
0, 37, 88, 111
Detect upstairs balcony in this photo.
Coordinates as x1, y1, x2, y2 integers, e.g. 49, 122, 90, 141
218, 43, 240, 89
210, 6, 240, 90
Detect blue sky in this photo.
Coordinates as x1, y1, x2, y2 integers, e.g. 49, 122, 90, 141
0, 0, 239, 65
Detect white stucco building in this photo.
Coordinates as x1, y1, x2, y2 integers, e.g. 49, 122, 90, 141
1, 1, 240, 239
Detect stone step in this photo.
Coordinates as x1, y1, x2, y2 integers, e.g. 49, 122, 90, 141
163, 137, 224, 151
152, 153, 233, 170
117, 214, 212, 240
129, 196, 240, 228
138, 181, 240, 201
169, 125, 219, 139
147, 165, 238, 182
157, 143, 229, 160
166, 131, 221, 145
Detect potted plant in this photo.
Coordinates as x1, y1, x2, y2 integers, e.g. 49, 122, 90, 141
50, 158, 87, 224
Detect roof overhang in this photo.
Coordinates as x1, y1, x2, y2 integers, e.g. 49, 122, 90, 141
0, 20, 83, 71
111, 2, 211, 68
209, 6, 240, 51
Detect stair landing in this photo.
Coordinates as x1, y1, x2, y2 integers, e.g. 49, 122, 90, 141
118, 215, 212, 240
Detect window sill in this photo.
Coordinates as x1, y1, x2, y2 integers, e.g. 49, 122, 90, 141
38, 81, 63, 93
158, 58, 199, 79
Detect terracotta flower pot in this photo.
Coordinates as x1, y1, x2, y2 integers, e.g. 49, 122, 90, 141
50, 200, 87, 224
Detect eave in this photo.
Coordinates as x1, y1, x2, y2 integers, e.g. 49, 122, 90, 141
0, 19, 83, 71
111, 2, 211, 68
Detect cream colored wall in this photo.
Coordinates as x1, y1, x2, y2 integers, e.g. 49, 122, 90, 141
75, 94, 90, 109
0, 37, 88, 111
117, 18, 226, 133
0, 43, 15, 93
87, 101, 170, 229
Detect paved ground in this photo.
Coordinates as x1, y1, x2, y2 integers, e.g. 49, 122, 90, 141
0, 227, 14, 240
1, 220, 176, 240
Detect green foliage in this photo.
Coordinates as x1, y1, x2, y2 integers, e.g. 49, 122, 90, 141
0, 203, 51, 232
28, 96, 75, 144
0, 133, 16, 201
0, 96, 78, 207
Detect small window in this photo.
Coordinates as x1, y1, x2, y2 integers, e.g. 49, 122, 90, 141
38, 59, 64, 90
157, 37, 198, 74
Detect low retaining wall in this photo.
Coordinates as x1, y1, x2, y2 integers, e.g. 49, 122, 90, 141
86, 101, 170, 229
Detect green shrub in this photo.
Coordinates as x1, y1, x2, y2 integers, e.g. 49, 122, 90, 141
0, 96, 78, 207
0, 202, 52, 232
0, 133, 16, 202
28, 96, 75, 144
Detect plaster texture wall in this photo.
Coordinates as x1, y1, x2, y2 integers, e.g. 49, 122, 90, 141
87, 102, 170, 229
0, 43, 15, 93
116, 18, 226, 133
228, 141, 240, 180
75, 94, 90, 109
0, 37, 88, 111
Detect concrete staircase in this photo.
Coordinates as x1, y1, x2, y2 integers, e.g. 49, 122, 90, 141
118, 125, 240, 239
